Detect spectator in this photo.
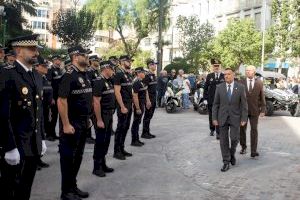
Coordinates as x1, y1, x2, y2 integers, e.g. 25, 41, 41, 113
157, 70, 169, 107
176, 69, 184, 87
169, 69, 177, 81
182, 74, 191, 109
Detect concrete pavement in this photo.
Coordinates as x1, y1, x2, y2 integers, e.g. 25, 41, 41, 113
31, 109, 300, 200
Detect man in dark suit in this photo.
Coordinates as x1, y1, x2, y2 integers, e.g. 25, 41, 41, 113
240, 65, 266, 157
0, 34, 47, 200
204, 59, 225, 139
212, 68, 248, 172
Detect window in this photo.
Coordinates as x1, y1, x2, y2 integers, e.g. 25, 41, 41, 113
255, 12, 261, 29
36, 9, 48, 18
245, 14, 251, 18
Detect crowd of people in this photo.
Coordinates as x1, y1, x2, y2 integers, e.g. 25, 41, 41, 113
0, 33, 297, 200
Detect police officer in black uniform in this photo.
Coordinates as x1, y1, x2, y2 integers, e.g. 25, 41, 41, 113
0, 44, 6, 67
86, 55, 101, 144
131, 67, 151, 146
142, 59, 158, 139
47, 54, 64, 141
57, 46, 92, 200
0, 34, 47, 200
203, 59, 224, 139
4, 48, 16, 65
113, 55, 134, 160
92, 61, 115, 177
34, 56, 52, 170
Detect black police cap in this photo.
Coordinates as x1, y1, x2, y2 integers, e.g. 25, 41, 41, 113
135, 67, 146, 73
50, 54, 62, 60
35, 56, 48, 67
119, 55, 134, 62
108, 56, 118, 60
211, 58, 221, 65
8, 34, 39, 47
4, 48, 16, 56
100, 61, 114, 69
146, 59, 158, 66
68, 45, 92, 55
89, 55, 100, 61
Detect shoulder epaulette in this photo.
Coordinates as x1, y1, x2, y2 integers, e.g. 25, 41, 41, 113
66, 68, 74, 74
3, 64, 15, 70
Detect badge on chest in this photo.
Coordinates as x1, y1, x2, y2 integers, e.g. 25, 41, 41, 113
78, 77, 86, 87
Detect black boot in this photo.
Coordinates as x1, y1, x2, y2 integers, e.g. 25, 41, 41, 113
122, 149, 133, 157
131, 140, 143, 147
113, 151, 126, 160
92, 161, 106, 177
102, 158, 114, 173
141, 132, 152, 139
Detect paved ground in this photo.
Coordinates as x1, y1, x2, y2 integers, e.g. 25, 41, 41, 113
31, 108, 300, 200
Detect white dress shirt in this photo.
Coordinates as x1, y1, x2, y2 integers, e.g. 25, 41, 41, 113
226, 81, 234, 95
16, 59, 32, 72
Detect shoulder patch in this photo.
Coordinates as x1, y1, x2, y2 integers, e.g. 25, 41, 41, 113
66, 68, 74, 74
3, 64, 15, 70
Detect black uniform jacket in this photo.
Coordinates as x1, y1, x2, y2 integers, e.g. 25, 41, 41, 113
0, 61, 44, 157
204, 72, 225, 105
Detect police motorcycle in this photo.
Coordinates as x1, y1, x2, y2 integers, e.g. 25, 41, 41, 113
256, 71, 300, 117
164, 80, 183, 113
193, 88, 208, 114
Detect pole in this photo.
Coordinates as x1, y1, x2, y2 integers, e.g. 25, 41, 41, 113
157, 0, 163, 75
261, 0, 267, 72
3, 19, 6, 45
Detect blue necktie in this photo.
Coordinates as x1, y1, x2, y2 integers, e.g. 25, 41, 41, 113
227, 84, 232, 101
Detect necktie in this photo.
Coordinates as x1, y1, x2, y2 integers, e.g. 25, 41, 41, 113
227, 84, 232, 101
215, 73, 218, 79
249, 79, 253, 93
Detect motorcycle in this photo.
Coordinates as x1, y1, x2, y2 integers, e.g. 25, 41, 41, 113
193, 88, 208, 115
164, 80, 183, 113
264, 86, 300, 117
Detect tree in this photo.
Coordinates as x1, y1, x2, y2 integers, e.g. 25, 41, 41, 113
164, 57, 194, 73
0, 0, 36, 42
51, 6, 96, 47
176, 15, 215, 71
86, 0, 170, 58
212, 19, 273, 71
290, 0, 300, 57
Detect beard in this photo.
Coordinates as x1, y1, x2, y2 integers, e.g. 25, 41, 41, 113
26, 57, 38, 65
124, 63, 131, 70
78, 60, 89, 68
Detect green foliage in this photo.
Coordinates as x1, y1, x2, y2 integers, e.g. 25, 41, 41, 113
38, 46, 68, 60
51, 6, 96, 47
0, 0, 36, 42
164, 57, 195, 73
86, 0, 170, 57
176, 15, 215, 71
290, 0, 300, 57
212, 19, 272, 71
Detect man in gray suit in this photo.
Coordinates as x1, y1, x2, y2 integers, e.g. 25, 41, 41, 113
212, 68, 248, 172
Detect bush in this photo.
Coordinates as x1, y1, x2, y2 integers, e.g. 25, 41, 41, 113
164, 57, 195, 73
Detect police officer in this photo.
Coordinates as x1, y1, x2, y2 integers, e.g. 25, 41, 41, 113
47, 54, 64, 141
85, 55, 101, 144
203, 59, 224, 139
0, 44, 6, 68
113, 55, 134, 160
0, 34, 47, 200
57, 45, 92, 200
34, 56, 52, 170
92, 61, 115, 177
4, 48, 16, 65
131, 67, 151, 146
142, 59, 157, 139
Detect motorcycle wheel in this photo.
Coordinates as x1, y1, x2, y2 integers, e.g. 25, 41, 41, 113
290, 103, 300, 117
165, 103, 177, 113
198, 104, 208, 115
265, 100, 274, 116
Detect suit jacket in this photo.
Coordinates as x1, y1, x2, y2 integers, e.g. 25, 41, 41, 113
0, 61, 44, 157
240, 78, 266, 116
204, 72, 225, 105
212, 82, 248, 127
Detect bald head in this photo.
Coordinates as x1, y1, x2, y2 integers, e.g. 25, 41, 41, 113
245, 65, 256, 79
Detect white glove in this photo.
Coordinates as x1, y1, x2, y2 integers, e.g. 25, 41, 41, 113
203, 100, 208, 105
4, 148, 20, 165
41, 140, 47, 156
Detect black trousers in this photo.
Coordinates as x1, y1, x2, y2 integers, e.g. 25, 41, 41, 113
49, 100, 58, 137
131, 101, 145, 142
114, 102, 132, 153
59, 118, 88, 193
208, 104, 219, 133
93, 110, 114, 165
1, 155, 38, 200
143, 96, 156, 134
43, 103, 52, 137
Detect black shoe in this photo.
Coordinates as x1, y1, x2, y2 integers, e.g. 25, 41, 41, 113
221, 164, 230, 172
122, 149, 133, 157
102, 159, 114, 173
230, 156, 236, 166
61, 192, 82, 200
251, 152, 259, 158
113, 152, 126, 160
216, 134, 220, 140
210, 131, 214, 136
131, 141, 143, 147
240, 148, 247, 154
73, 187, 89, 198
38, 160, 50, 168
92, 168, 106, 177
138, 140, 144, 145
148, 133, 156, 138
141, 133, 152, 139
86, 137, 95, 144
